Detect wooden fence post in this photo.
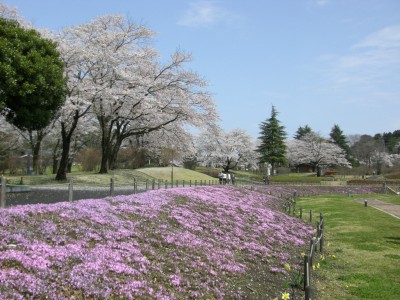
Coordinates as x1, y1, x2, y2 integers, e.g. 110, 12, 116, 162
152, 179, 155, 190
300, 207, 303, 219
1, 177, 7, 208
69, 179, 73, 202
309, 210, 313, 222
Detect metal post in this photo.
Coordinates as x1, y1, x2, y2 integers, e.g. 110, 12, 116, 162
110, 178, 114, 196
309, 210, 313, 222
300, 207, 303, 219
320, 228, 324, 252
195, 180, 197, 186
152, 179, 155, 190
134, 182, 137, 194
0, 177, 6, 208
364, 200, 368, 207
304, 254, 310, 291
146, 179, 148, 191
309, 240, 314, 266
165, 180, 168, 189
183, 180, 185, 187
68, 179, 73, 202
305, 285, 312, 300
190, 180, 192, 187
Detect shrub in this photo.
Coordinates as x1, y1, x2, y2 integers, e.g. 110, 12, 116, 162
76, 148, 101, 172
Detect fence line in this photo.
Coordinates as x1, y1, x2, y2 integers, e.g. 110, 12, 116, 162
0, 177, 224, 207
282, 193, 324, 300
0, 177, 6, 208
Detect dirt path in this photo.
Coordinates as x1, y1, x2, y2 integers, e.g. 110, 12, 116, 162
355, 198, 400, 219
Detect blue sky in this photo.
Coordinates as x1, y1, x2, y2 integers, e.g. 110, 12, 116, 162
3, 0, 400, 139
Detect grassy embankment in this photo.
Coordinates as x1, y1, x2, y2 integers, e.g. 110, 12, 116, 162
4, 167, 215, 187
295, 193, 400, 299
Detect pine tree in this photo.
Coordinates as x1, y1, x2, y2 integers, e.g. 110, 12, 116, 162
294, 125, 312, 140
329, 124, 354, 165
256, 106, 287, 175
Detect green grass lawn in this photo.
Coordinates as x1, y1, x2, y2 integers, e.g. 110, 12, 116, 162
4, 167, 215, 186
296, 194, 400, 299
136, 167, 215, 182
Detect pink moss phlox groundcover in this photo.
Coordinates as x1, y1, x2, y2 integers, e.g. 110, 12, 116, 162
0, 186, 314, 299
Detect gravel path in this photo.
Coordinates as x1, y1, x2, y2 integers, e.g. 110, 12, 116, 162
355, 198, 400, 219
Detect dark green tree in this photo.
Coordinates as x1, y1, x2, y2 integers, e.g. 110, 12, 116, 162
382, 130, 400, 154
329, 124, 355, 165
294, 125, 312, 140
256, 105, 287, 175
0, 18, 65, 173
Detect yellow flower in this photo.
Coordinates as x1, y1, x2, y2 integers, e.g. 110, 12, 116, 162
312, 263, 320, 270
284, 264, 291, 271
281, 291, 290, 300
320, 254, 325, 260
300, 252, 306, 257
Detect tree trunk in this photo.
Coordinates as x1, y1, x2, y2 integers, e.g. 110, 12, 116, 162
55, 134, 72, 180
316, 165, 322, 177
29, 130, 45, 175
55, 112, 80, 181
99, 122, 111, 174
108, 138, 123, 170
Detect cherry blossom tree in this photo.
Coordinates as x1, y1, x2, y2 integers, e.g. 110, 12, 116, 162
55, 15, 218, 177
286, 133, 350, 176
196, 127, 257, 172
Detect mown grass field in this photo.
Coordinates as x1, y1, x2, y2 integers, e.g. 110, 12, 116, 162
295, 194, 400, 299
5, 167, 215, 187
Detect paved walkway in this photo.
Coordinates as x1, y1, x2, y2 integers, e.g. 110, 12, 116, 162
355, 198, 400, 219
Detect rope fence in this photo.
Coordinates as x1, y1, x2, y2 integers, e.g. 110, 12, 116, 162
0, 177, 222, 207
283, 193, 324, 300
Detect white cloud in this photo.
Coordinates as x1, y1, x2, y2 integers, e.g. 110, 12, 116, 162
311, 0, 331, 7
177, 1, 237, 28
353, 25, 400, 50
320, 24, 400, 90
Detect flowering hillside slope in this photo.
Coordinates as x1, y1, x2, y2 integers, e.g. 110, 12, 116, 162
0, 186, 314, 299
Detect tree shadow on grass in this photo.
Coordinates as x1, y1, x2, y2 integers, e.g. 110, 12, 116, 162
384, 236, 400, 245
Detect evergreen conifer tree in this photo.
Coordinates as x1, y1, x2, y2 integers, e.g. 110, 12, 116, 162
256, 106, 287, 175
294, 125, 312, 140
329, 124, 354, 165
